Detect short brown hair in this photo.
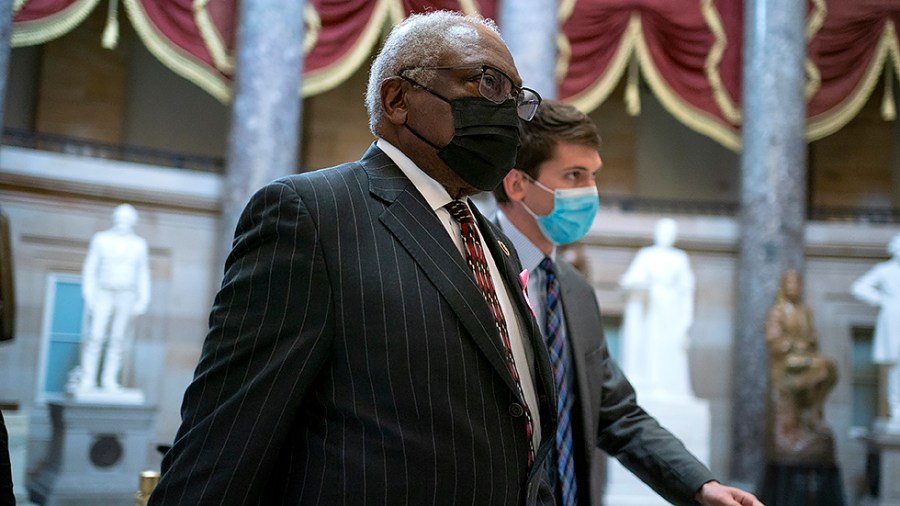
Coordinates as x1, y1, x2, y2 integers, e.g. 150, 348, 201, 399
494, 100, 601, 203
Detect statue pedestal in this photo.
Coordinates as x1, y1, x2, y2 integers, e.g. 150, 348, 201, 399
857, 422, 900, 506
604, 395, 710, 506
28, 400, 155, 506
759, 462, 845, 506
71, 388, 145, 405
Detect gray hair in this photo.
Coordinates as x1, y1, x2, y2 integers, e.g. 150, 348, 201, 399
365, 11, 501, 135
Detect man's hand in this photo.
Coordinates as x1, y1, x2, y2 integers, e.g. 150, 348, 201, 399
695, 481, 764, 506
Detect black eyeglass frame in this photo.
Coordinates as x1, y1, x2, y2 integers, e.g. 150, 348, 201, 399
398, 64, 542, 121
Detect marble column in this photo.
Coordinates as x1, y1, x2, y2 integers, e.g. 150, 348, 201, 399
730, 0, 808, 487
220, 0, 305, 268
498, 0, 558, 99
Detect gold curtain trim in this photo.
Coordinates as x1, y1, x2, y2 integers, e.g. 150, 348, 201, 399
557, 0, 576, 22
193, 1, 322, 77
386, 0, 403, 24
700, 0, 740, 124
302, 0, 394, 96
625, 53, 639, 115
13, 0, 27, 16
806, 0, 826, 40
807, 20, 899, 141
635, 19, 741, 150
804, 0, 826, 100
554, 0, 576, 86
122, 0, 230, 102
565, 13, 640, 114
12, 0, 103, 46
193, 0, 234, 75
883, 62, 896, 121
101, 0, 120, 49
459, 0, 479, 17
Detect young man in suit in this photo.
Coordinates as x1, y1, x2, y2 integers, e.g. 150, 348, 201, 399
494, 100, 763, 506
152, 11, 560, 505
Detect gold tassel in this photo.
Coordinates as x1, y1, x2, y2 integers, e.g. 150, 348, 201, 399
102, 0, 120, 50
882, 63, 896, 121
625, 54, 640, 116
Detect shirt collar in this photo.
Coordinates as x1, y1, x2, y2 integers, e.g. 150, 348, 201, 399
377, 138, 453, 212
496, 209, 556, 271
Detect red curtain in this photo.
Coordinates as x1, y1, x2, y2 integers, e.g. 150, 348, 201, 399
12, 0, 900, 149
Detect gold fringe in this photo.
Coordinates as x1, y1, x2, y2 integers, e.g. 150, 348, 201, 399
302, 0, 394, 96
565, 13, 640, 115
557, 0, 577, 23
807, 20, 899, 141
459, 0, 479, 17
303, 4, 322, 54
101, 0, 120, 50
12, 0, 102, 46
192, 1, 321, 77
555, 31, 571, 84
803, 0, 826, 100
554, 0, 575, 84
625, 53, 640, 116
122, 0, 230, 102
806, 0, 826, 40
635, 23, 741, 150
805, 58, 821, 100
883, 62, 896, 121
700, 0, 740, 124
386, 0, 403, 24
193, 0, 234, 75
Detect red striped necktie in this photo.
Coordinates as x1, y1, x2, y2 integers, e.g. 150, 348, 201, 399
444, 199, 536, 465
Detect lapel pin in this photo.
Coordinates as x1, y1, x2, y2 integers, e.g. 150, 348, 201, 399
498, 240, 510, 256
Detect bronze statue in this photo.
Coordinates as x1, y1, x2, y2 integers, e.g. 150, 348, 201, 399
764, 269, 838, 463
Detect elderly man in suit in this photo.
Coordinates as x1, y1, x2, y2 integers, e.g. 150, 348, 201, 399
152, 10, 560, 505
494, 100, 762, 506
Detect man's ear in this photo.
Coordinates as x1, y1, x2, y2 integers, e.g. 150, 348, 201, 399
382, 78, 408, 126
502, 169, 529, 202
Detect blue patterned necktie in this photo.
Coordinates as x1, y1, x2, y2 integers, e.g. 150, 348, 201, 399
539, 257, 577, 506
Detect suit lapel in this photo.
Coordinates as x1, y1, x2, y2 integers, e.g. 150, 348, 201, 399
556, 261, 598, 461
474, 203, 556, 415
365, 147, 519, 396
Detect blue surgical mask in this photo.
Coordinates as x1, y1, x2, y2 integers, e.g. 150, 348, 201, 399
521, 176, 599, 244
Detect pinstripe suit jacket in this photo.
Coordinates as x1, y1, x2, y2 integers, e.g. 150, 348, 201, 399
150, 144, 558, 505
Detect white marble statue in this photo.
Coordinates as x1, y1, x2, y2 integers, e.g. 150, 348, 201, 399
619, 218, 696, 398
76, 204, 150, 392
852, 234, 900, 423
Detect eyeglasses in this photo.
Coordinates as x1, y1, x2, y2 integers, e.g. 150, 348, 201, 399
399, 64, 542, 121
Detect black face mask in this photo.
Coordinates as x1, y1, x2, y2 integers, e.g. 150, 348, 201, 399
405, 95, 521, 192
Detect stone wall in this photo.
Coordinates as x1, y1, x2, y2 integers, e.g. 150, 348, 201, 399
0, 146, 221, 475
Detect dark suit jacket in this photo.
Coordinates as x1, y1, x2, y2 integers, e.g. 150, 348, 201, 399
555, 259, 715, 506
150, 144, 558, 505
